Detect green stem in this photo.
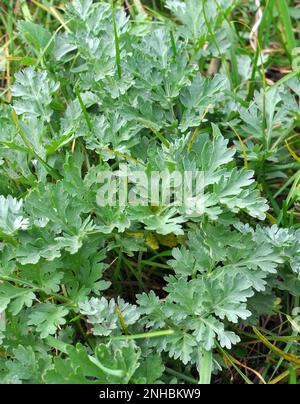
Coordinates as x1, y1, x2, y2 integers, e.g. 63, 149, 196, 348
109, 329, 175, 340
11, 110, 62, 180
199, 349, 213, 384
74, 86, 93, 131
111, 0, 122, 79
1, 275, 71, 304
165, 367, 198, 384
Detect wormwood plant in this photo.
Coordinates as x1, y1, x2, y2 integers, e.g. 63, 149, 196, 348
0, 0, 300, 384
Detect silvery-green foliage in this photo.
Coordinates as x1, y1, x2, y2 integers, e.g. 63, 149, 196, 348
12, 68, 59, 122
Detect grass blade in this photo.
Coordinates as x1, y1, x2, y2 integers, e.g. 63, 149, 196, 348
111, 1, 122, 79
276, 0, 296, 58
